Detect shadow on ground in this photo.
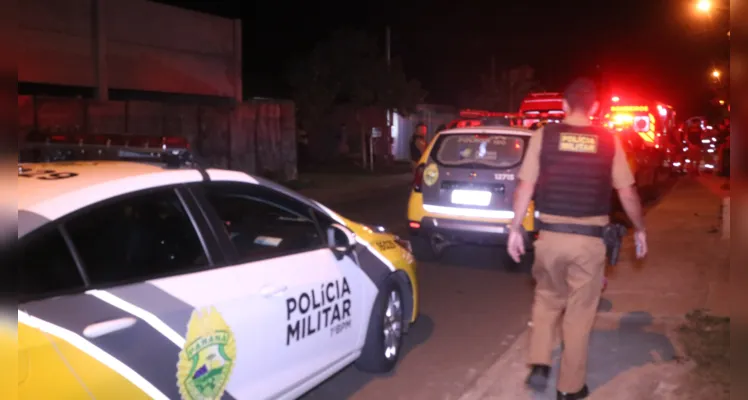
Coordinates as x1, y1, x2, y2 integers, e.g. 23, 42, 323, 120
300, 314, 436, 400
532, 311, 676, 399
432, 244, 536, 274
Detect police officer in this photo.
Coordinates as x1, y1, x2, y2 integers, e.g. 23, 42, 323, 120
410, 122, 428, 169
506, 78, 648, 399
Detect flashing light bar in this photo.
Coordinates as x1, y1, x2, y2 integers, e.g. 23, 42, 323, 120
657, 104, 667, 117
20, 132, 193, 166
610, 105, 648, 113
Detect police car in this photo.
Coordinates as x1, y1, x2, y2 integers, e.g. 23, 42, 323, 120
407, 126, 537, 264
18, 133, 418, 400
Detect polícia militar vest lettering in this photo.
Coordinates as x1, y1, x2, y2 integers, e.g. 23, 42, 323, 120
535, 123, 616, 217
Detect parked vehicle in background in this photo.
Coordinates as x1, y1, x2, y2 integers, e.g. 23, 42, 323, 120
406, 125, 537, 269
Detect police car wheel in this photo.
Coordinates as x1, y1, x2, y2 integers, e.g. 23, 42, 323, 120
355, 277, 405, 373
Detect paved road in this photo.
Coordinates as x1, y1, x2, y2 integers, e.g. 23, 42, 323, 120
301, 186, 536, 400
298, 175, 679, 400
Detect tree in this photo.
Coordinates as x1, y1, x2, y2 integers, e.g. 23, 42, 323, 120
460, 64, 543, 111
287, 29, 426, 156
501, 65, 544, 111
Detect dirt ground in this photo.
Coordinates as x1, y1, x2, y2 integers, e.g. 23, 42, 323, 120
672, 310, 730, 399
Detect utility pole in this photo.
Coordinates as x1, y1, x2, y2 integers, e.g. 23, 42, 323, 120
92, 0, 108, 101
381, 25, 392, 170
490, 55, 496, 89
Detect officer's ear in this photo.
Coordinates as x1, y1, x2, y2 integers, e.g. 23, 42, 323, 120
588, 101, 600, 116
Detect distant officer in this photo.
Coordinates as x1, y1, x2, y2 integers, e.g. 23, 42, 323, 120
410, 122, 428, 169
506, 78, 648, 399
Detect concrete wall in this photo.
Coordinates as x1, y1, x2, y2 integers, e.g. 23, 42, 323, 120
19, 0, 241, 100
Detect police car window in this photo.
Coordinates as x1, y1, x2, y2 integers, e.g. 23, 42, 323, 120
434, 134, 526, 168
20, 228, 85, 299
65, 189, 207, 286
204, 190, 324, 262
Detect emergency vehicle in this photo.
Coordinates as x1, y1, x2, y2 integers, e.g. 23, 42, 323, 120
517, 92, 566, 128
601, 95, 677, 190
17, 132, 419, 400
682, 116, 720, 173
446, 109, 522, 129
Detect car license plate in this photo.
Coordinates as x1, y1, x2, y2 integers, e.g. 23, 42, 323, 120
451, 189, 492, 206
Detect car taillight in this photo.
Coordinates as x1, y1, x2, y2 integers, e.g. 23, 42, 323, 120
413, 164, 425, 192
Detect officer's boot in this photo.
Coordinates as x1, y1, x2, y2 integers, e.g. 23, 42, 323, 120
557, 385, 589, 400
525, 364, 550, 391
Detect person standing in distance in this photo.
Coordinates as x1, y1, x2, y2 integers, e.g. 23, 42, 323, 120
410, 122, 428, 170
506, 77, 648, 399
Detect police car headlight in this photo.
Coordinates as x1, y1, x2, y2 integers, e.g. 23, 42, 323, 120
363, 224, 388, 233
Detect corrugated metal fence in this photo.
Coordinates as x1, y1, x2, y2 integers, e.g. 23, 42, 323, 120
18, 96, 297, 181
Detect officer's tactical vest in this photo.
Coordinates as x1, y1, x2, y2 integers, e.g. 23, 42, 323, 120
535, 123, 616, 217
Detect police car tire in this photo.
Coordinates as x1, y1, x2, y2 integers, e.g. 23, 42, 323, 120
354, 277, 404, 373
410, 236, 437, 261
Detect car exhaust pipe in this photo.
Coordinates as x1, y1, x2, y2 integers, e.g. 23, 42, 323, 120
430, 233, 450, 255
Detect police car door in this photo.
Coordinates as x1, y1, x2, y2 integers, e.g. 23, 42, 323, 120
197, 181, 368, 399
18, 186, 237, 400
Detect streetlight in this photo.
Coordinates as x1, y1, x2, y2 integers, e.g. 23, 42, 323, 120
696, 0, 712, 13
711, 69, 721, 78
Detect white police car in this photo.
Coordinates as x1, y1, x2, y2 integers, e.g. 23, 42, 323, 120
17, 133, 419, 400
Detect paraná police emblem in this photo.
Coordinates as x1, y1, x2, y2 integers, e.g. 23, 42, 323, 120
423, 163, 439, 186
177, 306, 236, 400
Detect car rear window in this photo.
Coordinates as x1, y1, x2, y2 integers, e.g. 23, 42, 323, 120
433, 134, 527, 168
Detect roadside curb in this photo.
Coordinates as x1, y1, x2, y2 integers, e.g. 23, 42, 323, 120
456, 330, 531, 400
455, 311, 690, 400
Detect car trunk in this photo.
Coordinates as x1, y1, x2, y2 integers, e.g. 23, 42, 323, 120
421, 132, 529, 215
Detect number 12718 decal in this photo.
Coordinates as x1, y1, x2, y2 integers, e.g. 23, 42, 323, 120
494, 173, 515, 181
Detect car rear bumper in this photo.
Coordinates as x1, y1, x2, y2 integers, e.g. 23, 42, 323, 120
409, 216, 518, 245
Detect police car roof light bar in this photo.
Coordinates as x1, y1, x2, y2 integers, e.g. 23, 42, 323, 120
20, 131, 197, 169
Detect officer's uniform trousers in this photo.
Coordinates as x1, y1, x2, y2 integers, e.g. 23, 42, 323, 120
527, 228, 606, 393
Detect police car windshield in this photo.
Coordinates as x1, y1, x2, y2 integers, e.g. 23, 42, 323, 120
434, 134, 526, 168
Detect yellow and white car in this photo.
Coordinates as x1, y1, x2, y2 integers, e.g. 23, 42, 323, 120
406, 126, 537, 264
18, 133, 418, 400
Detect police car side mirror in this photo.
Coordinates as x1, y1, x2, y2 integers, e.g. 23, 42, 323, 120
327, 223, 356, 261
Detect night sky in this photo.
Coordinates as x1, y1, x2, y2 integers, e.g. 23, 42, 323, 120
158, 0, 729, 117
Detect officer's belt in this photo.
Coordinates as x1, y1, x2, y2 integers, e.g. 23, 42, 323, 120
536, 221, 604, 238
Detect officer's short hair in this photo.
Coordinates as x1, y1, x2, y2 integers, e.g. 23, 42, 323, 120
564, 78, 598, 112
